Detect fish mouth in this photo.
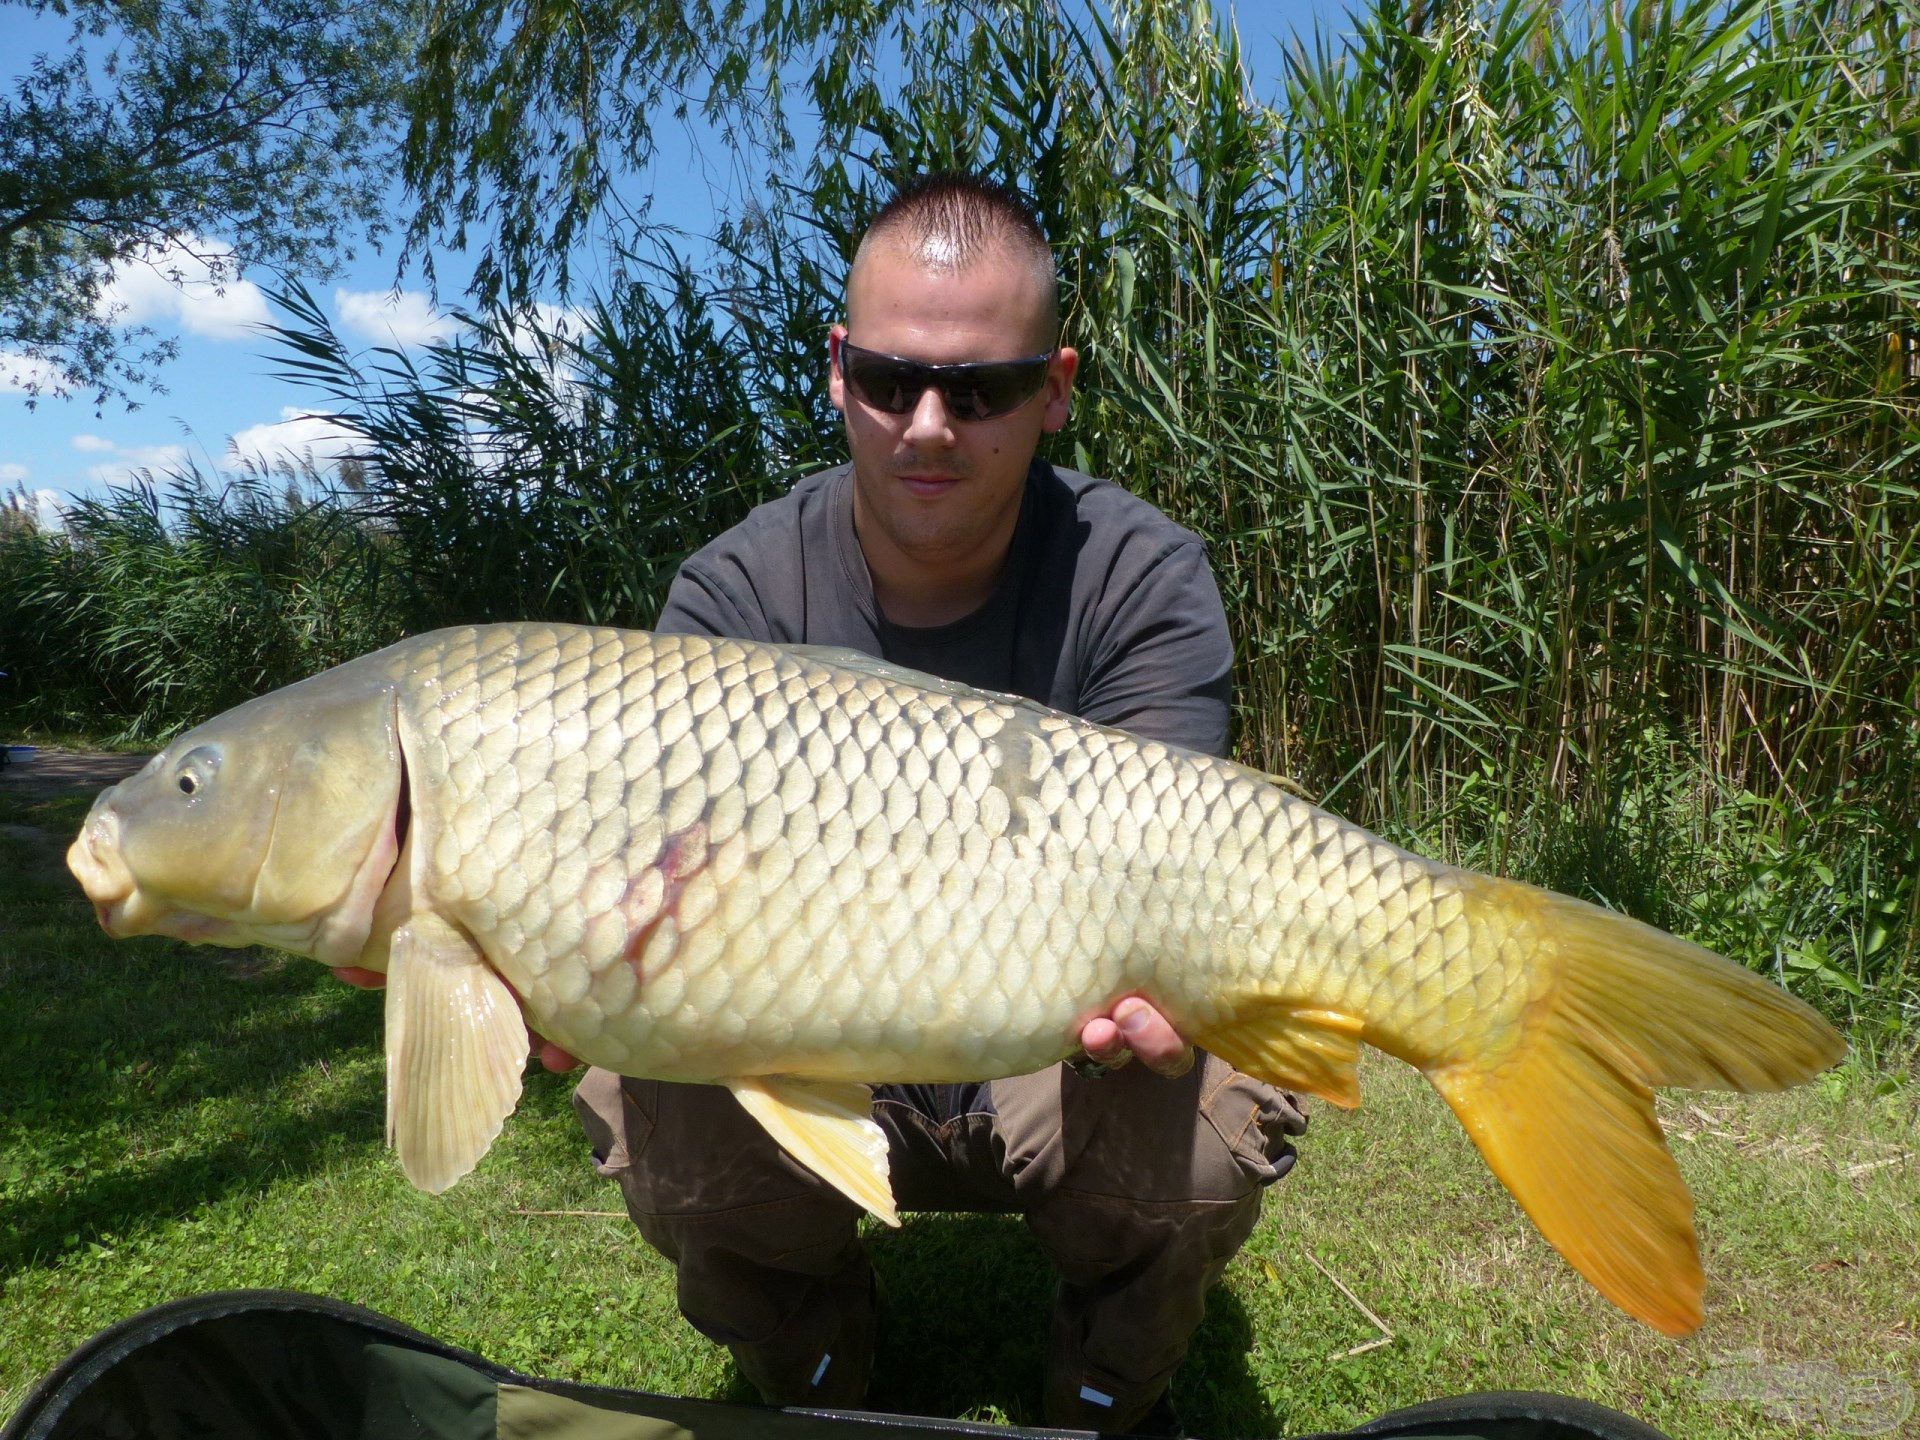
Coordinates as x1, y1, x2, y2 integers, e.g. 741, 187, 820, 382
68, 796, 135, 928
121, 905, 242, 944
67, 788, 255, 946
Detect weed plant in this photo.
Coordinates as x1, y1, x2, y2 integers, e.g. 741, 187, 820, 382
0, 469, 398, 740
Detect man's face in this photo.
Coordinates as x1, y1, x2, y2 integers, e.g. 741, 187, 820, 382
830, 237, 1078, 580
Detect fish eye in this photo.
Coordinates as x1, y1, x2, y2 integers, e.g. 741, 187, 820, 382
172, 745, 222, 801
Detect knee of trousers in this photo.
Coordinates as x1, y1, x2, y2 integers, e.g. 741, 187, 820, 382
571, 1067, 869, 1397
570, 1067, 862, 1242
990, 1050, 1308, 1211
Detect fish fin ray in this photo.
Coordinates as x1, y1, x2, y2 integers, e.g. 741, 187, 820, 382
384, 912, 526, 1195
1509, 882, 1848, 1092
1425, 879, 1847, 1337
1197, 1006, 1363, 1108
1430, 1036, 1701, 1337
727, 1077, 900, 1227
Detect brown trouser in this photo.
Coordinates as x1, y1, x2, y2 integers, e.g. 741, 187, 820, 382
573, 1058, 1306, 1433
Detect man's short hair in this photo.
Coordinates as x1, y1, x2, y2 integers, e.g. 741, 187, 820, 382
854, 172, 1060, 342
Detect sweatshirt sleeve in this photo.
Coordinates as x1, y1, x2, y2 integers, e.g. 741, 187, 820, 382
1074, 536, 1234, 759
653, 554, 772, 643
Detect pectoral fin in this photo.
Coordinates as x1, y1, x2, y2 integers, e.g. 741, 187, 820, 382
385, 912, 528, 1193
727, 1077, 900, 1226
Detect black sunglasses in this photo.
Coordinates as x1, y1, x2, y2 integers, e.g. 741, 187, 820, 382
837, 340, 1054, 422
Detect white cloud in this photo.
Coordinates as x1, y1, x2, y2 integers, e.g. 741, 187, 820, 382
0, 463, 26, 484
494, 302, 590, 364
533, 302, 585, 339
71, 434, 115, 452
88, 443, 190, 487
228, 407, 360, 471
98, 236, 271, 341
0, 351, 73, 395
30, 489, 67, 531
335, 288, 461, 348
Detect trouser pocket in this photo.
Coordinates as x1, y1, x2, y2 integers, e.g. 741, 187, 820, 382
1199, 1066, 1308, 1186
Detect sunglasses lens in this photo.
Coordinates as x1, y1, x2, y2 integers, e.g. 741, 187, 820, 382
842, 345, 1049, 421
947, 365, 1045, 421
844, 352, 925, 414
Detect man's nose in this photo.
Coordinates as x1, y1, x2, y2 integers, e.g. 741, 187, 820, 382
902, 384, 958, 445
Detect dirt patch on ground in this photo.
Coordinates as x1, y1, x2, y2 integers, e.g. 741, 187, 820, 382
1, 750, 151, 884
0, 748, 150, 803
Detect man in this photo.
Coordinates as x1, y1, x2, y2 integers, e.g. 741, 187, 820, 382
570, 173, 1307, 1435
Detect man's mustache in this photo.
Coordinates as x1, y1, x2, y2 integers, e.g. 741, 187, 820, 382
890, 456, 972, 479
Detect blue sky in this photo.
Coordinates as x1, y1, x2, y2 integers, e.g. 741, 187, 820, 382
1, 2, 1346, 526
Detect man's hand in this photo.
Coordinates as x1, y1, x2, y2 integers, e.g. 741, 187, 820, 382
328, 966, 583, 1073
1078, 996, 1194, 1078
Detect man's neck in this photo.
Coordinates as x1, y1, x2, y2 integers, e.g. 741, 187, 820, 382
853, 501, 1021, 630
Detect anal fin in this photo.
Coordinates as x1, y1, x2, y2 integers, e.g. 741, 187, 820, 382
1198, 1006, 1364, 1108
727, 1077, 900, 1227
385, 912, 528, 1193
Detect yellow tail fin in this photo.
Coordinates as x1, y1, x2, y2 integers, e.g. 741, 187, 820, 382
1162, 867, 1841, 1334
1430, 880, 1846, 1335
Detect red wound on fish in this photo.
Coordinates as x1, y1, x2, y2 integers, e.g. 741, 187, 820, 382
621, 820, 710, 983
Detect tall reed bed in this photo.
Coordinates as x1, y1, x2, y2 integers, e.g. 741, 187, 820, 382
259, 269, 794, 630
0, 471, 397, 738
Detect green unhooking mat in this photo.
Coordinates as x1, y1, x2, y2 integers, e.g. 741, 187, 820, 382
0, 1291, 1676, 1440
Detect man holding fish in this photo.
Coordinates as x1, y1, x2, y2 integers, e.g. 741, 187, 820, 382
74, 169, 1840, 1440
326, 170, 1299, 1432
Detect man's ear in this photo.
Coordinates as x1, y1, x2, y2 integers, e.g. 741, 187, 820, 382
1042, 346, 1079, 434
828, 325, 849, 414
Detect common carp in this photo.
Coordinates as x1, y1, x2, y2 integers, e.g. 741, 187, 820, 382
68, 622, 1843, 1336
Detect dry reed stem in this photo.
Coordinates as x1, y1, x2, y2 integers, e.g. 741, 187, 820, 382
511, 1208, 625, 1218
1304, 1247, 1397, 1358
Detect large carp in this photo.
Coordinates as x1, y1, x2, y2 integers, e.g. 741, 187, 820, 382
67, 623, 1843, 1336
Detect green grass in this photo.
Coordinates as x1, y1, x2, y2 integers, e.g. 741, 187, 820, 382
2, 794, 1915, 1437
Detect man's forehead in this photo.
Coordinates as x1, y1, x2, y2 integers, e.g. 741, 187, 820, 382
847, 235, 1055, 342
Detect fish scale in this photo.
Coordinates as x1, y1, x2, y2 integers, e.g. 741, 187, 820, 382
70, 621, 1846, 1337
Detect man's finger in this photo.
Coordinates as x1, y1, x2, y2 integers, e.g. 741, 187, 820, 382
331, 965, 387, 990
1077, 1016, 1134, 1068
529, 1025, 582, 1073
1113, 998, 1194, 1078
